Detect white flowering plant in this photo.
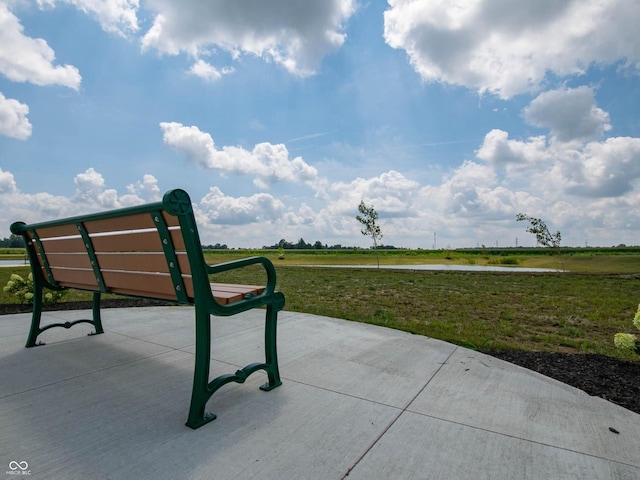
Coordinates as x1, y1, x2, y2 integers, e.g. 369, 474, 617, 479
3, 273, 66, 305
614, 304, 640, 355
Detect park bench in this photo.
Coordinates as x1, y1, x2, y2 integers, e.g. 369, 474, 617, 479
10, 188, 284, 429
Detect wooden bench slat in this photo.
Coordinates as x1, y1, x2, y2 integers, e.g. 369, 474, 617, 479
161, 211, 181, 227
210, 284, 264, 304
83, 213, 158, 234
90, 230, 163, 252
101, 271, 179, 300
210, 283, 265, 294
169, 229, 186, 250
44, 253, 92, 269
37, 236, 86, 254
94, 252, 174, 273
34, 224, 79, 239
51, 268, 99, 290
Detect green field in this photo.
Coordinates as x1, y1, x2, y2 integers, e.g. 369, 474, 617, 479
1, 248, 639, 361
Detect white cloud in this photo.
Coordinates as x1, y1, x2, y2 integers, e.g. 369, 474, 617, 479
188, 60, 235, 81
419, 160, 512, 218
0, 2, 81, 89
74, 167, 119, 208
37, 0, 140, 36
478, 130, 640, 199
384, 0, 640, 98
73, 168, 151, 208
562, 137, 640, 198
0, 92, 32, 140
0, 167, 17, 193
1, 191, 77, 228
476, 91, 640, 200
0, 168, 161, 231
523, 87, 611, 143
126, 174, 161, 201
1, 156, 639, 249
74, 167, 105, 195
197, 186, 285, 225
141, 0, 356, 76
159, 121, 320, 188
329, 170, 420, 216
476, 129, 550, 167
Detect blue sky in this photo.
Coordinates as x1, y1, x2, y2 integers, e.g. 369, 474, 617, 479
1, 0, 639, 249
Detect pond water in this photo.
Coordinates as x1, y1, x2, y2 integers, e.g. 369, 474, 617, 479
299, 264, 561, 273
0, 260, 29, 267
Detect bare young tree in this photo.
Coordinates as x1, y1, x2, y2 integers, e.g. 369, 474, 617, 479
516, 213, 561, 249
356, 200, 383, 267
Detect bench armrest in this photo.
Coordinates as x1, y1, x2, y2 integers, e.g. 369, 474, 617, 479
206, 256, 278, 296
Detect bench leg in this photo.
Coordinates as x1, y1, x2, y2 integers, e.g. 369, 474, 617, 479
260, 302, 282, 391
25, 278, 44, 348
186, 297, 284, 429
186, 305, 217, 429
26, 288, 105, 348
89, 292, 105, 336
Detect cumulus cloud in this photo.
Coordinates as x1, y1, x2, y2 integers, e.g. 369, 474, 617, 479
384, 0, 640, 98
0, 3, 81, 89
478, 130, 640, 199
0, 167, 17, 193
476, 129, 550, 167
74, 167, 119, 208
126, 174, 161, 201
329, 170, 420, 216
419, 160, 514, 218
562, 137, 640, 198
523, 87, 611, 143
0, 168, 171, 235
141, 0, 356, 76
188, 60, 235, 81
159, 121, 320, 189
476, 91, 640, 199
0, 92, 32, 140
36, 0, 140, 36
197, 186, 286, 225
476, 130, 640, 198
73, 168, 154, 208
74, 167, 106, 196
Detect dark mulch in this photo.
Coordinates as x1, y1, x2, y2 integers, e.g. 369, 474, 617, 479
0, 298, 171, 315
489, 350, 640, 415
2, 300, 639, 416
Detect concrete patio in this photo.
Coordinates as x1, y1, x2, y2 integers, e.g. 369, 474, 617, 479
1, 306, 639, 479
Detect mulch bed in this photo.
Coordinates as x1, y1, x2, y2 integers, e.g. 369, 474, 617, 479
0, 298, 171, 314
489, 350, 640, 415
1, 300, 639, 415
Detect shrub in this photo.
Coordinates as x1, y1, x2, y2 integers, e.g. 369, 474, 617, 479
3, 273, 67, 305
614, 304, 640, 355
500, 257, 519, 265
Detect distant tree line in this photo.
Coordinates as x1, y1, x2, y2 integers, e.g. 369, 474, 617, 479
263, 238, 333, 250
0, 235, 25, 248
262, 238, 397, 250
202, 243, 229, 250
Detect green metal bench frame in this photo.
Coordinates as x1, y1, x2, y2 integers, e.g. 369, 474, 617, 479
10, 188, 284, 429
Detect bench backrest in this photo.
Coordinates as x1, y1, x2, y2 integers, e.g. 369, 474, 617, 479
11, 189, 208, 304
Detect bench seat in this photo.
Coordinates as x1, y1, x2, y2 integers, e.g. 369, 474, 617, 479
210, 283, 265, 304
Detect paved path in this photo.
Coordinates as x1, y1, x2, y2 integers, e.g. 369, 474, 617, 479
1, 307, 639, 479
